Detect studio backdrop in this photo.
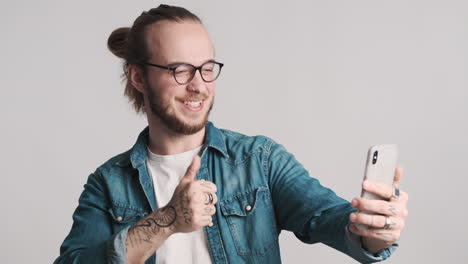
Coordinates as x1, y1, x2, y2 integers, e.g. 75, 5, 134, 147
1, 0, 467, 263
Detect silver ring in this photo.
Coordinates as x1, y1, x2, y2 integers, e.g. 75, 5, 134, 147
392, 186, 400, 199
383, 216, 394, 229
207, 193, 214, 204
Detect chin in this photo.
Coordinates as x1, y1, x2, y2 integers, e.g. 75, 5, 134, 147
149, 96, 213, 135
183, 115, 209, 128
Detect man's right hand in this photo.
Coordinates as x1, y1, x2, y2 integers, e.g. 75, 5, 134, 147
166, 155, 218, 234
125, 155, 218, 263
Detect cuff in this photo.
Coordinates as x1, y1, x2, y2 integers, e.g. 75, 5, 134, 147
344, 225, 399, 263
107, 225, 132, 264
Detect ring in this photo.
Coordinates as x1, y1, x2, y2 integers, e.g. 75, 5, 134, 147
207, 193, 214, 204
391, 186, 400, 199
383, 216, 394, 229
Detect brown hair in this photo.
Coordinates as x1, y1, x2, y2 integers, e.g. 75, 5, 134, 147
107, 4, 202, 114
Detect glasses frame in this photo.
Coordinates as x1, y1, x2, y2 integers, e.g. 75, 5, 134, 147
144, 60, 224, 85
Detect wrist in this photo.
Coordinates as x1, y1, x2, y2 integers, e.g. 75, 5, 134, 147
152, 205, 178, 237
361, 236, 386, 255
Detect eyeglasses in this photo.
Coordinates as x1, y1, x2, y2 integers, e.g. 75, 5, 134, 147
144, 60, 224, 85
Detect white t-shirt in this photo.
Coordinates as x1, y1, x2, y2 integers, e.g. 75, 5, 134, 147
146, 145, 213, 264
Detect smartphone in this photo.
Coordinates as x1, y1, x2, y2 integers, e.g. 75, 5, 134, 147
356, 144, 398, 230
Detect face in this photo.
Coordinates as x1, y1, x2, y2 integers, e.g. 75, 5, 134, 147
143, 21, 216, 135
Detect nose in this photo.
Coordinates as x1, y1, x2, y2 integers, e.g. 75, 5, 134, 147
186, 69, 205, 93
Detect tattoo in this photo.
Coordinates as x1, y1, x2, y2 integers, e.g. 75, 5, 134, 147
180, 192, 192, 224
134, 206, 177, 228
125, 206, 177, 249
388, 205, 397, 216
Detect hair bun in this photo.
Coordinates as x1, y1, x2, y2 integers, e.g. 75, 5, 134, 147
107, 27, 130, 59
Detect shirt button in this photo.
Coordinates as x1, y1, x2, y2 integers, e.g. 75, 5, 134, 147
208, 222, 214, 227
245, 205, 252, 211
117, 216, 123, 221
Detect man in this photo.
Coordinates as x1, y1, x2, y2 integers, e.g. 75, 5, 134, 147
55, 4, 408, 264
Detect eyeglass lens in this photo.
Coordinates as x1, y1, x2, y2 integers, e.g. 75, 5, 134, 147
174, 62, 221, 84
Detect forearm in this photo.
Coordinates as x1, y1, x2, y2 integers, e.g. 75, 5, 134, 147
125, 205, 177, 263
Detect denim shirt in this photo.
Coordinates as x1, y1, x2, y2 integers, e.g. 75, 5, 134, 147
54, 121, 397, 264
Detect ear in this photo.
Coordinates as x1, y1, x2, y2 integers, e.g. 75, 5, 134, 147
128, 64, 147, 94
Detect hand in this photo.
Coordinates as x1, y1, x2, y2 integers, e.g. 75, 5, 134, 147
166, 155, 218, 234
348, 165, 409, 253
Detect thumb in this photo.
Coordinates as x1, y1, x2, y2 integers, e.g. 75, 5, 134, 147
183, 155, 201, 182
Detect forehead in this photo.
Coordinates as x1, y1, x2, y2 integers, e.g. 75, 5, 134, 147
145, 20, 214, 65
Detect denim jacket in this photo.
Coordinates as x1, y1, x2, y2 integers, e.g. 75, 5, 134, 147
54, 121, 397, 264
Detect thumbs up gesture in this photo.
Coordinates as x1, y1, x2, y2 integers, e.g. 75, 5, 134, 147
166, 155, 218, 234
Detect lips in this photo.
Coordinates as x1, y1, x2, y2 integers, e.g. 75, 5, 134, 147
180, 99, 204, 112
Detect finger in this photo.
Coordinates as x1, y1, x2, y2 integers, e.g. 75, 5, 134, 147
393, 165, 403, 186
210, 193, 218, 205
201, 192, 218, 205
183, 155, 201, 182
203, 192, 211, 204
202, 216, 213, 226
352, 198, 401, 216
349, 212, 401, 230
349, 224, 400, 243
398, 190, 409, 204
202, 205, 216, 216
362, 180, 393, 200
197, 180, 217, 193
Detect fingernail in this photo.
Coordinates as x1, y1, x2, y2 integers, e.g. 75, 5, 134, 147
351, 199, 358, 207
350, 213, 356, 221
363, 181, 369, 188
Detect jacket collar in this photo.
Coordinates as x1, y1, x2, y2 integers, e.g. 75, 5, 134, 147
117, 121, 229, 168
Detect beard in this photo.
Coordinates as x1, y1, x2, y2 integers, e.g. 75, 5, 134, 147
145, 78, 214, 135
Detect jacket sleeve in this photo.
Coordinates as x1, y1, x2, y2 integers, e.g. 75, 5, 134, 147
265, 139, 398, 263
53, 171, 129, 264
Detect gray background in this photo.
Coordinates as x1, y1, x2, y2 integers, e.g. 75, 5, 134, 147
1, 0, 467, 263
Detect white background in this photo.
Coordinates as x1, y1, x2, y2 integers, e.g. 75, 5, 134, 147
1, 0, 467, 263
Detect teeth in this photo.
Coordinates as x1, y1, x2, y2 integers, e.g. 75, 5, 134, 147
184, 101, 202, 107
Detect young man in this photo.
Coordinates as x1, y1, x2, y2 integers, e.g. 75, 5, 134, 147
55, 4, 408, 264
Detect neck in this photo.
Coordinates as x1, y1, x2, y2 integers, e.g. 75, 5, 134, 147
146, 118, 206, 156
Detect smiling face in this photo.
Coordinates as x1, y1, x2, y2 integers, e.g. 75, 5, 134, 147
143, 20, 216, 135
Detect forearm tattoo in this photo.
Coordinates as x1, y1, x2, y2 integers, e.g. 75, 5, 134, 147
125, 206, 177, 249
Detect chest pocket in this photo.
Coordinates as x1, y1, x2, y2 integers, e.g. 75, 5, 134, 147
108, 205, 148, 233
220, 187, 278, 256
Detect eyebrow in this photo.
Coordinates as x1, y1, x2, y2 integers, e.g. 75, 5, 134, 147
166, 59, 216, 67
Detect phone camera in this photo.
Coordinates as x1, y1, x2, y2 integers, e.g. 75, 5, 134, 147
372, 151, 378, 164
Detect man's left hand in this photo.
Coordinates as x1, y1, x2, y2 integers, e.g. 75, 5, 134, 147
348, 166, 409, 254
